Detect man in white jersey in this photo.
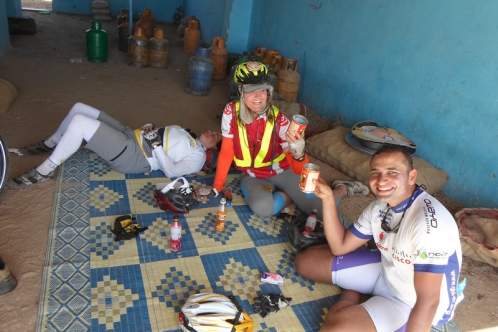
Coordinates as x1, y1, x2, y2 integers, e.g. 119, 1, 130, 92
295, 146, 463, 332
10, 102, 221, 186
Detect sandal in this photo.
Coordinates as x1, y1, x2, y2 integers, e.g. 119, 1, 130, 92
332, 180, 370, 197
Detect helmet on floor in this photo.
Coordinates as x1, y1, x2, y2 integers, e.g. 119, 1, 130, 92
154, 177, 197, 214
179, 292, 253, 332
233, 61, 269, 85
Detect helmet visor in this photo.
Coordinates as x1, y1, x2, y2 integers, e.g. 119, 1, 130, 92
241, 83, 273, 94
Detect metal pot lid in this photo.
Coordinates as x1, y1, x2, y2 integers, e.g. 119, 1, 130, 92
351, 121, 416, 152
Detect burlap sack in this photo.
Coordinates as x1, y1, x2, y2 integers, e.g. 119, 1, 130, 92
456, 208, 498, 267
0, 79, 17, 114
306, 126, 448, 194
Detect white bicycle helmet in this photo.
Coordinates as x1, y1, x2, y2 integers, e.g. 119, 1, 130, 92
179, 293, 253, 332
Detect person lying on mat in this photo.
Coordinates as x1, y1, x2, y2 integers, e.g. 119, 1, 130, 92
212, 60, 370, 219
295, 146, 464, 332
10, 102, 221, 186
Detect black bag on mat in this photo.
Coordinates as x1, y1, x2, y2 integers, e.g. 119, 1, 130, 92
287, 210, 326, 251
111, 215, 147, 241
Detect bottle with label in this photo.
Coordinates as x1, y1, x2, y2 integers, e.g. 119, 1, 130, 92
215, 197, 226, 232
303, 209, 317, 237
170, 215, 182, 252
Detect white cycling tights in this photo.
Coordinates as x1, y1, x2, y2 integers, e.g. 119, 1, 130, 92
37, 103, 101, 175
44, 102, 101, 147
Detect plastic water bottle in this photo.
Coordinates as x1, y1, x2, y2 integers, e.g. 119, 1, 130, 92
303, 209, 317, 237
215, 198, 226, 232
169, 216, 182, 252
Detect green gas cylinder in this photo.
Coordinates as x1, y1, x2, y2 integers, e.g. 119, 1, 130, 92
86, 21, 108, 63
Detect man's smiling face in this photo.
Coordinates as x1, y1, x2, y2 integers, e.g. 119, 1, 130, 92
368, 150, 417, 207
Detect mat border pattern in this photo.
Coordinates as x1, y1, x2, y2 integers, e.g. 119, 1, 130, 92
36, 151, 92, 331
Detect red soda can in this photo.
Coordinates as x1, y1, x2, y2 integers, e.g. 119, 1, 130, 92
170, 216, 182, 252
288, 114, 308, 139
299, 163, 320, 193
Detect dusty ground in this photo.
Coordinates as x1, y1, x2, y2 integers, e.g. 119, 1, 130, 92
0, 12, 497, 332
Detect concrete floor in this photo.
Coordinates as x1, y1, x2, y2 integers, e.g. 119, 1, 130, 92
0, 11, 497, 332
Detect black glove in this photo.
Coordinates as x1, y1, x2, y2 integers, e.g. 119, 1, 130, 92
253, 292, 292, 317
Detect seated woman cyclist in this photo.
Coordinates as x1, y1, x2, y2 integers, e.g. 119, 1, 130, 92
212, 61, 323, 218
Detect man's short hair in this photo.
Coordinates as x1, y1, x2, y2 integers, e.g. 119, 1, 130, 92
371, 145, 414, 170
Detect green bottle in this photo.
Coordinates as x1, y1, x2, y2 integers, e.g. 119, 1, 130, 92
86, 21, 108, 63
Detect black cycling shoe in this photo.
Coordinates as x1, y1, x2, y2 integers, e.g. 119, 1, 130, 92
11, 168, 54, 187
9, 140, 54, 156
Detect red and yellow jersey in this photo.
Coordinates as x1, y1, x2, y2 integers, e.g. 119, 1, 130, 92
213, 101, 308, 191
225, 101, 289, 175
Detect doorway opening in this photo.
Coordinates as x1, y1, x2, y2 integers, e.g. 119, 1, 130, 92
21, 0, 52, 11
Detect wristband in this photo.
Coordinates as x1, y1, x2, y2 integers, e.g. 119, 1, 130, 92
293, 154, 305, 161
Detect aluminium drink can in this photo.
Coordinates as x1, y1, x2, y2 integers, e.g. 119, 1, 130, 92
288, 114, 308, 139
299, 163, 320, 193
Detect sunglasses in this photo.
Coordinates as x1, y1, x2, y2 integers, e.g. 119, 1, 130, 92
380, 207, 408, 233
379, 187, 420, 233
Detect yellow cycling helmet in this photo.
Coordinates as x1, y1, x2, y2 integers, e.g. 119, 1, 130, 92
233, 61, 269, 85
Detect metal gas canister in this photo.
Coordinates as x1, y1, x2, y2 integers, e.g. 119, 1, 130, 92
149, 26, 169, 68
184, 18, 200, 56
86, 20, 108, 63
277, 58, 300, 102
186, 47, 213, 95
129, 26, 149, 67
211, 36, 228, 80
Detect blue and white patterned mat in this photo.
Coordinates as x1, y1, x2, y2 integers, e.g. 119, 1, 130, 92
36, 150, 340, 332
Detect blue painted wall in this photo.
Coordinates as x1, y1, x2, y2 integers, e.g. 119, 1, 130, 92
225, 0, 252, 53
250, 0, 498, 207
52, 0, 92, 15
6, 0, 21, 17
184, 0, 225, 45
52, 0, 182, 22
0, 0, 10, 55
